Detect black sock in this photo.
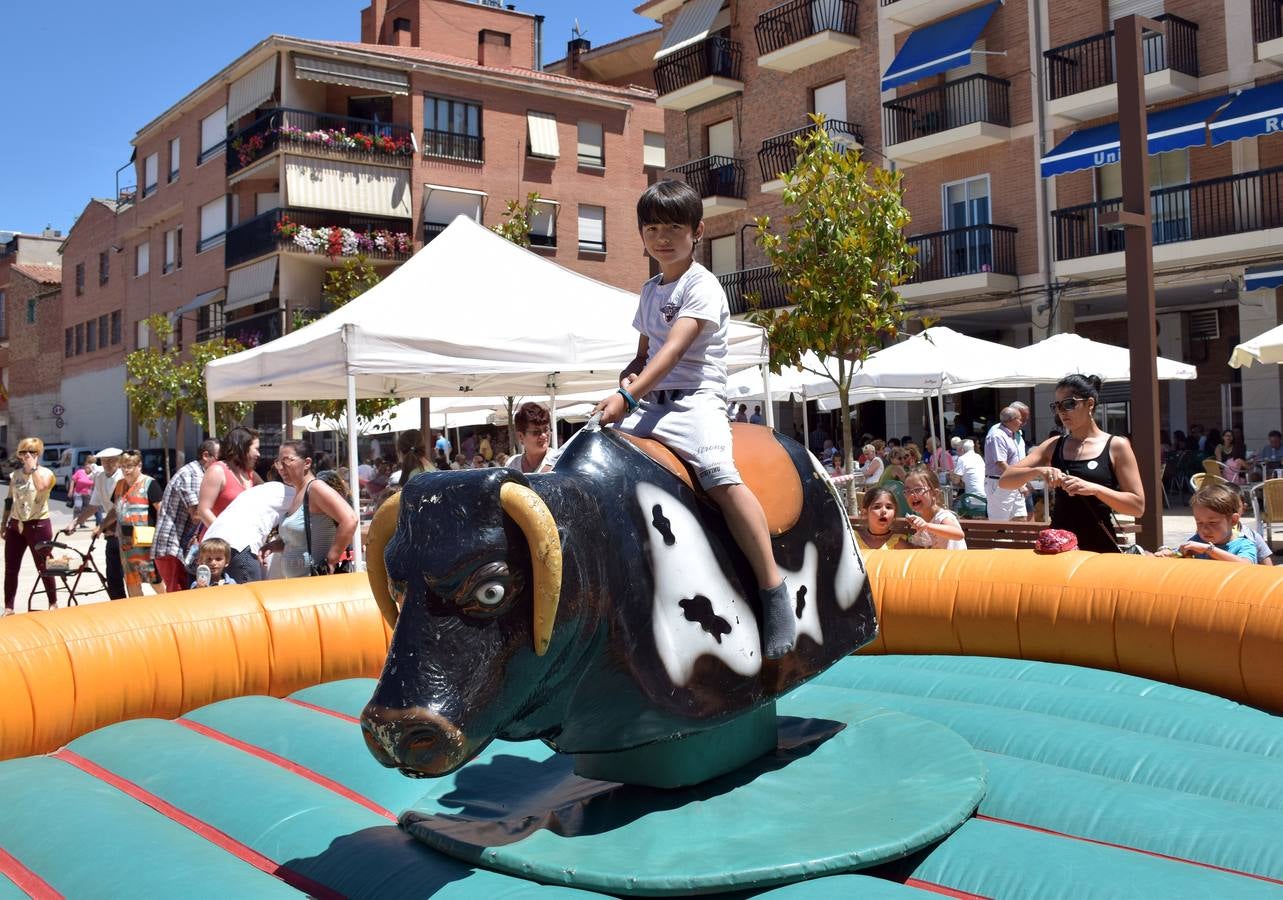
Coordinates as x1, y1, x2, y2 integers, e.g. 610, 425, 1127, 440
760, 579, 795, 659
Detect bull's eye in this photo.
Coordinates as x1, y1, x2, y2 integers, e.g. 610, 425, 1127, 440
474, 582, 505, 606
388, 579, 407, 610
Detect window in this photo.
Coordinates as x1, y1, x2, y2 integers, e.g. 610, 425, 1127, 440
169, 136, 181, 182
812, 79, 847, 125
164, 229, 177, 274
644, 131, 666, 169
86, 318, 96, 353
111, 311, 122, 345
75, 323, 84, 356
526, 111, 560, 159
143, 152, 159, 197
198, 197, 227, 252
941, 175, 992, 277
98, 314, 108, 349
75, 263, 85, 296
422, 184, 486, 242
577, 120, 604, 167
136, 320, 149, 350
1097, 148, 1190, 243
578, 204, 605, 253
27, 298, 36, 324
0, 290, 6, 340
197, 300, 226, 342
200, 106, 227, 163
99, 250, 109, 285
65, 327, 72, 358
176, 226, 183, 270
709, 235, 737, 275
529, 199, 558, 248
135, 241, 149, 277
423, 95, 483, 161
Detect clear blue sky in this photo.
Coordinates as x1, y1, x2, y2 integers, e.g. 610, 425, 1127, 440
1, 1, 657, 237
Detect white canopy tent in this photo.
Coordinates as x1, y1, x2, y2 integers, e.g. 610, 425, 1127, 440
206, 216, 768, 567
1229, 323, 1283, 369
1013, 333, 1197, 382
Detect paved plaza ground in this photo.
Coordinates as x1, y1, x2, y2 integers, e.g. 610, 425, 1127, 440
2, 493, 1248, 616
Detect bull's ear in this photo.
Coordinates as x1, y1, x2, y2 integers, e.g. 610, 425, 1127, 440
499, 481, 562, 656
367, 491, 402, 629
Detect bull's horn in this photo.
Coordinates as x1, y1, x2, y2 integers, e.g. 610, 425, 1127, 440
499, 481, 562, 656
366, 491, 402, 629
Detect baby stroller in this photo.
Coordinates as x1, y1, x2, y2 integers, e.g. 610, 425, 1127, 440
28, 535, 109, 611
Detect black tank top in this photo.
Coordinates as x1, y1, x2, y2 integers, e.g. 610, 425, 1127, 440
1051, 434, 1121, 553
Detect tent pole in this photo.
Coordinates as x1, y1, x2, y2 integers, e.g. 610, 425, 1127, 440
345, 377, 364, 571
549, 377, 559, 449
937, 388, 947, 446
207, 398, 215, 438
925, 389, 937, 454
801, 390, 809, 454
761, 365, 775, 429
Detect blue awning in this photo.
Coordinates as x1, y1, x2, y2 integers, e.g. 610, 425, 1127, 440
1209, 79, 1283, 145
1245, 263, 1283, 291
1040, 94, 1231, 177
881, 1, 1001, 93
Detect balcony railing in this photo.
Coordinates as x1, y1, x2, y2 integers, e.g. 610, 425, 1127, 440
423, 129, 484, 163
904, 224, 1017, 283
227, 108, 414, 175
719, 266, 790, 315
758, 120, 863, 182
883, 74, 1010, 146
1043, 14, 1198, 102
671, 155, 747, 200
655, 37, 743, 96
1051, 167, 1283, 260
1254, 0, 1283, 42
225, 207, 414, 269
225, 308, 283, 350
755, 0, 859, 56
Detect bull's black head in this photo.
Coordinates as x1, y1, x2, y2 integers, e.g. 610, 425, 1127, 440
361, 467, 574, 776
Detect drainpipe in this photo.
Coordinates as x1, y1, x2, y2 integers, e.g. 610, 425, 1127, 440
534, 14, 544, 71
1030, 0, 1058, 335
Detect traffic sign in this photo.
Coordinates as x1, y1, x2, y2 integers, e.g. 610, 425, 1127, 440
51, 404, 65, 417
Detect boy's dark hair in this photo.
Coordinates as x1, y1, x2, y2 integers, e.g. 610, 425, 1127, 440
1191, 484, 1240, 516
637, 180, 703, 231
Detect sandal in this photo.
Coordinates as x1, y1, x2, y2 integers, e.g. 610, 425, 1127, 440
1, 608, 14, 617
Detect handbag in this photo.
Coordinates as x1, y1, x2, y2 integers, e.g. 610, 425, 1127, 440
303, 482, 353, 576
131, 525, 156, 547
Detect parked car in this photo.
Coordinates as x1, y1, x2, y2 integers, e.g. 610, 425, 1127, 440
54, 447, 99, 494
140, 448, 179, 490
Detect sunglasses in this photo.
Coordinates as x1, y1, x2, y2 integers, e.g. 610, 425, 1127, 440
1048, 397, 1088, 413
16, 450, 36, 457
905, 486, 931, 496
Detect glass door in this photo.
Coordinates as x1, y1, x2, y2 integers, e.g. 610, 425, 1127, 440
942, 176, 991, 277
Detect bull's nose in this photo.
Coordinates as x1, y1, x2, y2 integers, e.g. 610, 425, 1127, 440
360, 702, 467, 775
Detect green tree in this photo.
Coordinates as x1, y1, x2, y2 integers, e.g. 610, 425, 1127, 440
124, 314, 250, 480
296, 256, 400, 433
492, 191, 542, 249
750, 116, 917, 476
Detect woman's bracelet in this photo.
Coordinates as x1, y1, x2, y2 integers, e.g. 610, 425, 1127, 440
617, 387, 639, 413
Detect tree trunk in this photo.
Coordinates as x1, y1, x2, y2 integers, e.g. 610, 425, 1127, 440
838, 383, 858, 516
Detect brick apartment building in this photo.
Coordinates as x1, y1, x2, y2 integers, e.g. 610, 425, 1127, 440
640, 0, 1283, 449
0, 231, 63, 449
31, 0, 665, 456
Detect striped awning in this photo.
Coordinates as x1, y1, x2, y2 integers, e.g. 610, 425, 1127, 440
293, 54, 409, 95
226, 56, 277, 124
881, 1, 1000, 92
225, 258, 278, 313
285, 159, 412, 218
1245, 263, 1283, 292
1209, 79, 1283, 146
423, 184, 486, 224
527, 112, 560, 159
174, 287, 226, 318
654, 0, 725, 59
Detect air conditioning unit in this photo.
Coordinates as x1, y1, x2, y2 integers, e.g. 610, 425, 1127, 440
1187, 309, 1220, 340
477, 0, 504, 6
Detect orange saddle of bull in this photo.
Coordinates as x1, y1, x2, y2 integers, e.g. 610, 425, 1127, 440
616, 423, 805, 536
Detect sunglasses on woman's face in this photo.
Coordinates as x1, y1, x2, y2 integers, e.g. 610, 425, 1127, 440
1048, 397, 1087, 413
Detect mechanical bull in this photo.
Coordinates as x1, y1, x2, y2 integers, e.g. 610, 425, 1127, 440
361, 423, 876, 778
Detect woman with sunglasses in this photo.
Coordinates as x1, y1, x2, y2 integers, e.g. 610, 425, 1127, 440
999, 374, 1144, 553
1, 437, 58, 614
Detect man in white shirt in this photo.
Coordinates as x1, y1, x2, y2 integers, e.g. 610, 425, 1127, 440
64, 446, 126, 598
952, 440, 985, 498
206, 482, 296, 582
984, 407, 1026, 521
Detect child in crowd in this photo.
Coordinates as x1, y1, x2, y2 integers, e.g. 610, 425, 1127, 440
592, 180, 795, 658
1231, 484, 1274, 565
856, 487, 905, 552
191, 537, 237, 588
903, 465, 967, 550
1156, 484, 1257, 564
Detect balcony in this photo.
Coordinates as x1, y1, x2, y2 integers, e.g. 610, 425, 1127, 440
671, 155, 747, 218
879, 0, 982, 33
718, 266, 790, 316
1051, 166, 1283, 278
1044, 15, 1199, 123
227, 108, 414, 178
898, 224, 1018, 303
755, 0, 859, 73
1254, 0, 1283, 63
758, 120, 864, 192
423, 129, 484, 164
883, 75, 1011, 167
225, 207, 414, 269
655, 37, 744, 111
225, 307, 283, 350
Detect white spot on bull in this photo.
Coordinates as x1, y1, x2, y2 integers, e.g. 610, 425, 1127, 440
805, 450, 866, 611
636, 482, 762, 685
781, 542, 822, 646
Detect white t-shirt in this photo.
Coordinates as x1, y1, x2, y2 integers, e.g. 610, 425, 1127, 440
954, 451, 985, 496
206, 482, 296, 554
506, 446, 562, 474
909, 507, 967, 550
632, 262, 729, 392
91, 468, 124, 510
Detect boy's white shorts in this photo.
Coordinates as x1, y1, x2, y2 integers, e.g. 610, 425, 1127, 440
616, 388, 742, 490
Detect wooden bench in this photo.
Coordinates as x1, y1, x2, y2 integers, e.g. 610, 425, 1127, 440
960, 519, 1140, 550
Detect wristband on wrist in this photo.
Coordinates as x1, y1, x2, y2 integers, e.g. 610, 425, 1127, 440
617, 387, 639, 413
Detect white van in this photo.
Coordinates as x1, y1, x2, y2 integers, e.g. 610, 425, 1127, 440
53, 447, 98, 494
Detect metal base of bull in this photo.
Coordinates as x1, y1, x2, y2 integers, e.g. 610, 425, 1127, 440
572, 702, 779, 788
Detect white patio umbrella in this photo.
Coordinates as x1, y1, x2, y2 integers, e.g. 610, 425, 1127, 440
1014, 333, 1197, 381
1229, 323, 1283, 368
